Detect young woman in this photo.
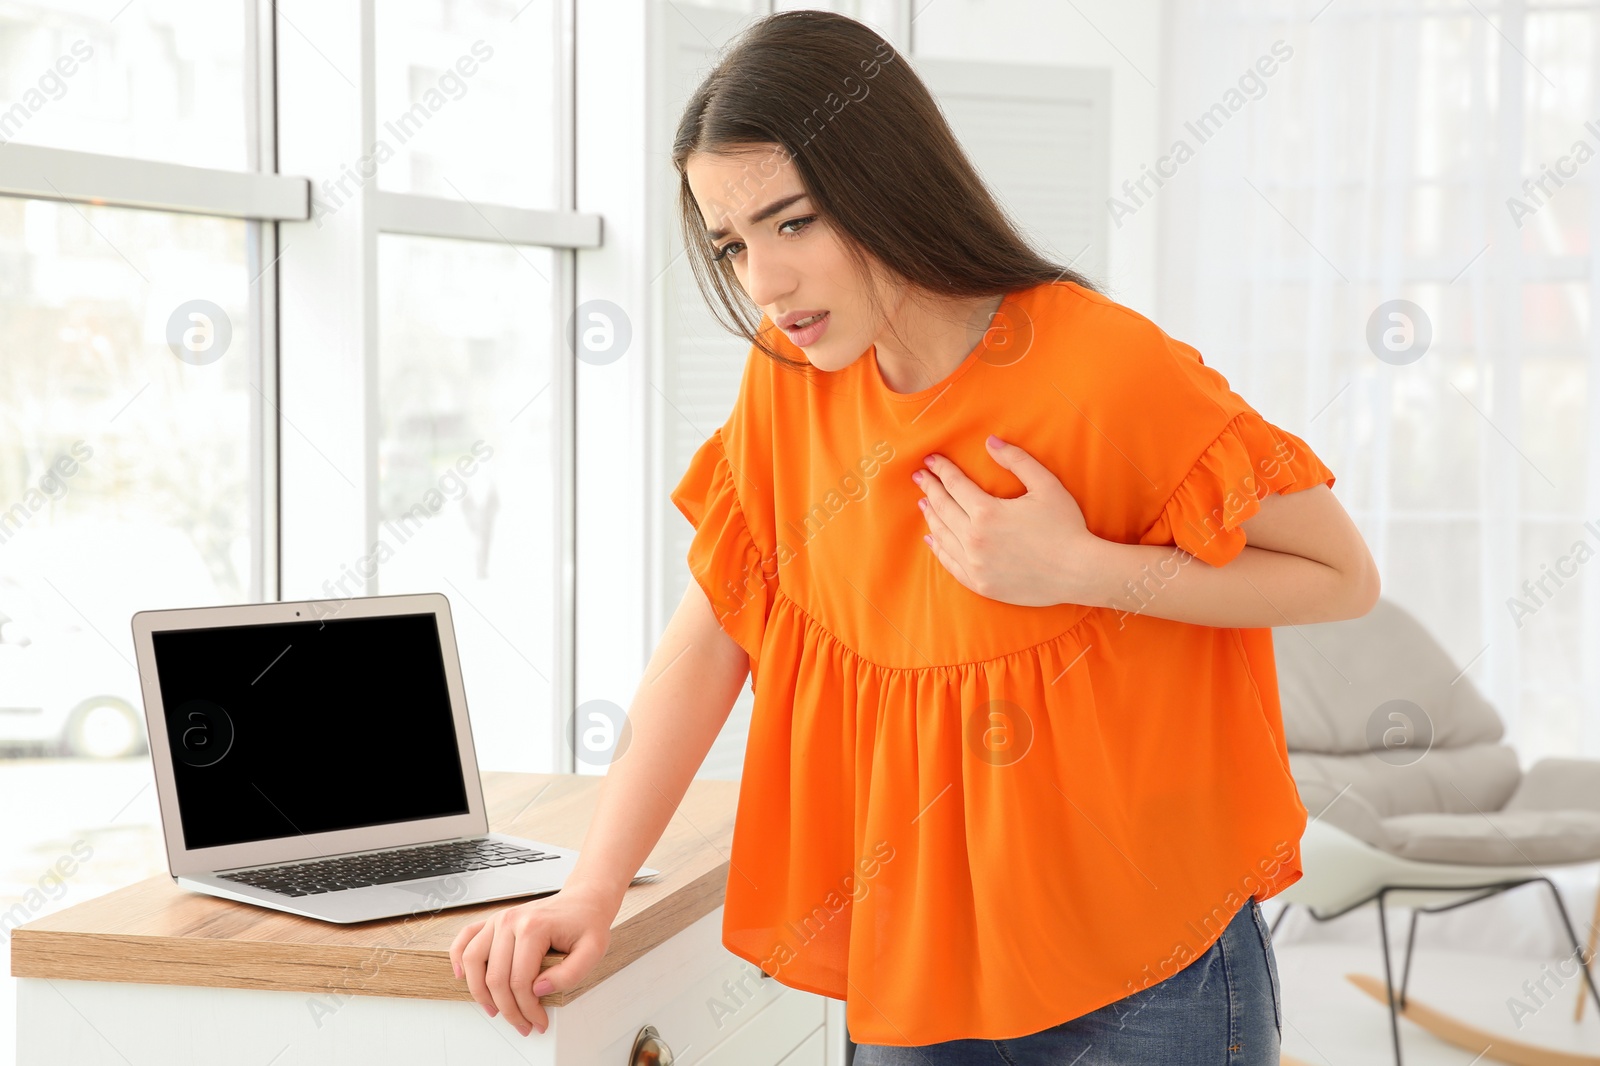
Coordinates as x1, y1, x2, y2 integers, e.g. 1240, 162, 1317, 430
452, 11, 1378, 1063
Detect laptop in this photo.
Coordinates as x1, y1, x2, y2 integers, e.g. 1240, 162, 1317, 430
130, 591, 656, 924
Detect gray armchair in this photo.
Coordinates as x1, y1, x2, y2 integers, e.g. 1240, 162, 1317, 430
1270, 596, 1600, 1064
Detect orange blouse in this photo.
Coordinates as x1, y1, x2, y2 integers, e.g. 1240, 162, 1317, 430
669, 279, 1334, 1046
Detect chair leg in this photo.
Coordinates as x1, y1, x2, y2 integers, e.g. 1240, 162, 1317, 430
1270, 901, 1291, 938
1535, 877, 1600, 1021
1398, 907, 1420, 1010
1375, 889, 1405, 1066
1579, 882, 1600, 1022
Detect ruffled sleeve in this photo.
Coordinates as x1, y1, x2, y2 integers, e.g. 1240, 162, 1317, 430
1048, 288, 1339, 566
1139, 410, 1336, 567
669, 425, 777, 677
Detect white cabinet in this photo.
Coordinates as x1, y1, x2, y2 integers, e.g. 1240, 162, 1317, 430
15, 906, 843, 1065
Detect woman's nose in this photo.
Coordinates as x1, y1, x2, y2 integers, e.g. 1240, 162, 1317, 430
742, 249, 792, 310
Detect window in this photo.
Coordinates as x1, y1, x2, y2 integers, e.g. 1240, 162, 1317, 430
0, 1, 249, 169
1156, 1, 1599, 764
0, 200, 253, 765
375, 0, 561, 209
376, 234, 559, 771
0, 1, 592, 955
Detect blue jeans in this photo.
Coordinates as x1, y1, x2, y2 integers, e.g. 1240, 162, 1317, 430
850, 897, 1282, 1066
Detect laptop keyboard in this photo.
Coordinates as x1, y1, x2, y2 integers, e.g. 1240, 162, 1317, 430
216, 839, 559, 897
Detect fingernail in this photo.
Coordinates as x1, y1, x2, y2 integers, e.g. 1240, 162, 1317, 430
917, 498, 927, 511
535, 1022, 547, 1035
486, 1005, 498, 1018
453, 963, 460, 979
516, 1023, 531, 1036
533, 977, 554, 996
988, 435, 1004, 447
912, 470, 923, 482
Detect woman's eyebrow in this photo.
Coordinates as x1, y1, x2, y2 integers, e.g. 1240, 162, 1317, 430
706, 192, 809, 242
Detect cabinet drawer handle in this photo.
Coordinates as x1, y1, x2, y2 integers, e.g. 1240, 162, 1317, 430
630, 1024, 674, 1065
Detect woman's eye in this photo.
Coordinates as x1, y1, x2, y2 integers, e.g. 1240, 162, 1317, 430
710, 216, 816, 263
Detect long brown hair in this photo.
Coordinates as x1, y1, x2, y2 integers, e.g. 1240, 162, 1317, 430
671, 9, 1100, 373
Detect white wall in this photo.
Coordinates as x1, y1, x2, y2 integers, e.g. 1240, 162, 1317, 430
910, 0, 1164, 315
573, 0, 658, 770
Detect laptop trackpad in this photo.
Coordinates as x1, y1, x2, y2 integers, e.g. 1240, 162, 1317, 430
393, 875, 484, 902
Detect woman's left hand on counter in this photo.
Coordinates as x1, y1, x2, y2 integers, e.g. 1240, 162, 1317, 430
915, 435, 1110, 608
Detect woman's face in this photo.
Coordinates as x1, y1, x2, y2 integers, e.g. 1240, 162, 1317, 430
684, 145, 889, 372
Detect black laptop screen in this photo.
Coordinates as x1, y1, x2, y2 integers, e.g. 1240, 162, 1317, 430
150, 611, 472, 852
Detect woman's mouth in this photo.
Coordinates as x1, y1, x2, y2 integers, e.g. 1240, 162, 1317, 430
783, 311, 830, 346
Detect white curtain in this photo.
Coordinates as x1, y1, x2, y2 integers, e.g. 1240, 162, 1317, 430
1154, 0, 1600, 956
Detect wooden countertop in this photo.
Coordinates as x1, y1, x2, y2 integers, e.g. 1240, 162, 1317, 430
10, 772, 739, 1006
